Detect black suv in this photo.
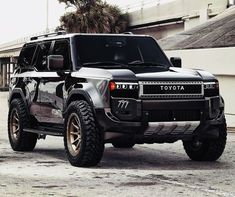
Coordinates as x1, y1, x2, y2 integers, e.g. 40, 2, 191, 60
8, 32, 227, 167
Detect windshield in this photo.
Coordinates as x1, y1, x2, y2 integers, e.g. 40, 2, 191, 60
75, 35, 171, 68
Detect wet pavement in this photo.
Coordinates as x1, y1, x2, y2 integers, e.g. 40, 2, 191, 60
0, 92, 235, 197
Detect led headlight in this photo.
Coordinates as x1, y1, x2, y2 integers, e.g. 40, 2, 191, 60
109, 82, 139, 91
109, 81, 139, 98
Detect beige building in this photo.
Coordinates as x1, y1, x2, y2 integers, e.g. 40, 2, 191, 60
129, 0, 229, 39
159, 6, 235, 127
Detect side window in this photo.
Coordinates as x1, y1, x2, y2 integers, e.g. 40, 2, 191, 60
34, 42, 52, 71
18, 45, 37, 67
53, 40, 71, 70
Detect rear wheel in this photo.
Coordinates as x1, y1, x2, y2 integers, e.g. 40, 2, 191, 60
64, 100, 104, 167
8, 99, 38, 151
183, 122, 227, 161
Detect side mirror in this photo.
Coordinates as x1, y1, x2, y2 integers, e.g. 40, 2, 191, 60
170, 57, 182, 68
47, 55, 64, 71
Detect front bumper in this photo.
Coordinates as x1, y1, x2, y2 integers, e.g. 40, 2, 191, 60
95, 96, 225, 140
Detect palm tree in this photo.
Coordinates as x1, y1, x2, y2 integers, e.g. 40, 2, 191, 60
58, 0, 129, 33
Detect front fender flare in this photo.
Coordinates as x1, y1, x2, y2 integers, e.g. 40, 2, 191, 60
63, 89, 95, 115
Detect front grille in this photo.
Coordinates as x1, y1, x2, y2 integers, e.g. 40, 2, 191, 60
143, 84, 201, 94
148, 110, 201, 122
139, 81, 203, 99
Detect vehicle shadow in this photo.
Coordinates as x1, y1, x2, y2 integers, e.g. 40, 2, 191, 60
31, 144, 232, 171
33, 148, 67, 162
98, 145, 232, 171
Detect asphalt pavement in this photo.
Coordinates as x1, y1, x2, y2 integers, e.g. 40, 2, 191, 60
0, 92, 235, 197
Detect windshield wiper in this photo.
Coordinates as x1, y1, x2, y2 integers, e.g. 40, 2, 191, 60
82, 61, 128, 68
128, 61, 169, 68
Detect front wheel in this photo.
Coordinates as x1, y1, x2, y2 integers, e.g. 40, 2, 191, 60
183, 123, 227, 161
64, 100, 104, 167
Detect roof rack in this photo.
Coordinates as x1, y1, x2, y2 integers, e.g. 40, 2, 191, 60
30, 31, 66, 41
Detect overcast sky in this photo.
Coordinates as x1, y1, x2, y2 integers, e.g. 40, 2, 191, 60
0, 0, 152, 44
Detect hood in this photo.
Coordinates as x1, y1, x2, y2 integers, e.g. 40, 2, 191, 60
72, 67, 217, 82
109, 67, 217, 82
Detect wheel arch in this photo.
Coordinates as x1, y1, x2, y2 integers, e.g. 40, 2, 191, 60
9, 89, 29, 116
64, 90, 95, 116
8, 88, 28, 109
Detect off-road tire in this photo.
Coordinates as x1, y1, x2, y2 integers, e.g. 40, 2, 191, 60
8, 99, 38, 151
64, 100, 104, 167
112, 138, 135, 148
183, 122, 227, 161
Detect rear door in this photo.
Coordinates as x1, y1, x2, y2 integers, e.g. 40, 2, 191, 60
17, 44, 41, 121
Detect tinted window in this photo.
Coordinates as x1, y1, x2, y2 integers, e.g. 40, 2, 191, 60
18, 44, 37, 67
34, 42, 52, 71
53, 40, 71, 70
76, 36, 171, 68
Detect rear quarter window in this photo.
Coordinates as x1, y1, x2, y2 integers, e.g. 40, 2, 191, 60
18, 44, 37, 67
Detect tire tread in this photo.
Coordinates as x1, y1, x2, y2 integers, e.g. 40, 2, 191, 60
64, 100, 104, 167
8, 99, 37, 151
183, 122, 227, 161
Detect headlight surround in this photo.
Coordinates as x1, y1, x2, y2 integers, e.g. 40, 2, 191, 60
109, 81, 139, 98
204, 81, 219, 97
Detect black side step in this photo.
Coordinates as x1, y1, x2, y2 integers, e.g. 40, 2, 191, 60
24, 128, 63, 137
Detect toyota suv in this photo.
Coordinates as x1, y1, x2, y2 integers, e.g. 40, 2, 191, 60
8, 32, 227, 167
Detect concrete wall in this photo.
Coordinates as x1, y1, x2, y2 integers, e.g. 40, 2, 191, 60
129, 0, 228, 27
132, 22, 184, 39
129, 0, 228, 40
165, 47, 235, 127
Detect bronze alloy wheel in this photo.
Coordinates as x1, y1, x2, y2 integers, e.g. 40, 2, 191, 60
8, 99, 38, 151
67, 113, 82, 157
10, 109, 20, 143
64, 100, 104, 167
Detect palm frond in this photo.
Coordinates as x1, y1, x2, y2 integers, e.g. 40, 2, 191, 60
58, 0, 129, 33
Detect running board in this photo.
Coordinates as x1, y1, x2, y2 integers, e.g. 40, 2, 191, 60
24, 128, 63, 136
